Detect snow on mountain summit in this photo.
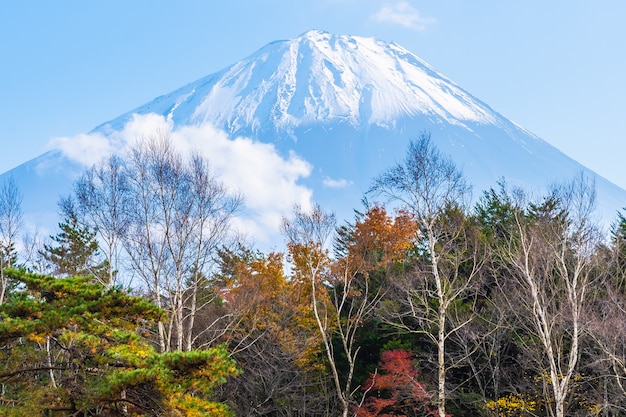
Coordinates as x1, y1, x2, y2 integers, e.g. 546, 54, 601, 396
99, 30, 499, 136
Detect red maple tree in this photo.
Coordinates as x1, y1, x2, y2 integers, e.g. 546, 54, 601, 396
355, 350, 440, 417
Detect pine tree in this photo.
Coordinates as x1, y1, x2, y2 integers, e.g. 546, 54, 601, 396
609, 209, 626, 293
40, 210, 109, 282
0, 269, 238, 416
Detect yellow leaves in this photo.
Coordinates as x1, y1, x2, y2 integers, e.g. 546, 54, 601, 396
533, 370, 584, 385
227, 251, 289, 333
223, 246, 331, 375
485, 393, 538, 416
165, 392, 232, 416
586, 402, 602, 416
132, 346, 153, 360
486, 391, 602, 417
26, 332, 46, 344
287, 241, 332, 286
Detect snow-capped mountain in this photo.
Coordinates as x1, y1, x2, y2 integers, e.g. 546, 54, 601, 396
4, 30, 626, 245
102, 30, 500, 134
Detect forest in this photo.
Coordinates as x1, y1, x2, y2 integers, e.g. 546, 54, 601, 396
1, 132, 626, 417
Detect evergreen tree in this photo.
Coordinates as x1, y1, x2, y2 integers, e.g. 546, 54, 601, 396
40, 210, 109, 282
0, 241, 18, 304
610, 209, 626, 291
0, 269, 238, 416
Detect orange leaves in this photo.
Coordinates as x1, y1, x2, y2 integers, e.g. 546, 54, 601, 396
228, 251, 288, 332
224, 248, 325, 366
287, 241, 332, 283
343, 206, 417, 276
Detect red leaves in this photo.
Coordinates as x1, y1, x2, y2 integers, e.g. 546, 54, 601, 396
356, 350, 439, 417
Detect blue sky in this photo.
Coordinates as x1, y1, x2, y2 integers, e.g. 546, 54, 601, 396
2, 1, 625, 188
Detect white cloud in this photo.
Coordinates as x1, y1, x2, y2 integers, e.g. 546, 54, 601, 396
122, 113, 173, 147
50, 113, 313, 248
49, 132, 117, 167
171, 123, 313, 244
371, 1, 436, 31
49, 113, 173, 166
323, 176, 353, 188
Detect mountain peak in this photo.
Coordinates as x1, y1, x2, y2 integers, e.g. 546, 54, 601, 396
99, 31, 501, 138
298, 29, 332, 40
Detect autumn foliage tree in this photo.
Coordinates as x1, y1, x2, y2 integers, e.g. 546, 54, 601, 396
336, 205, 417, 276
280, 204, 420, 416
356, 350, 438, 417
214, 247, 332, 415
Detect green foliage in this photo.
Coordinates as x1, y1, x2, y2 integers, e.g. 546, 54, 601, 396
0, 241, 19, 303
0, 269, 238, 416
39, 210, 110, 281
474, 181, 518, 244
611, 209, 626, 244
610, 209, 626, 292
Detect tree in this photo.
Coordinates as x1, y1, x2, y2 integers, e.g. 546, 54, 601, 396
282, 204, 352, 415
216, 247, 331, 416
355, 350, 437, 417
369, 133, 481, 417
586, 281, 626, 415
72, 154, 131, 286
465, 183, 524, 406
501, 174, 601, 417
71, 135, 242, 352
606, 207, 626, 296
336, 205, 418, 276
281, 204, 416, 416
0, 269, 238, 416
0, 176, 23, 304
39, 205, 109, 282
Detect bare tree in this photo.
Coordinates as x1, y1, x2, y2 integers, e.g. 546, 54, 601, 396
588, 283, 626, 416
578, 208, 626, 415
73, 155, 130, 286
281, 205, 342, 412
71, 134, 242, 352
369, 132, 481, 417
503, 173, 601, 417
19, 228, 46, 273
0, 176, 23, 304
123, 136, 241, 352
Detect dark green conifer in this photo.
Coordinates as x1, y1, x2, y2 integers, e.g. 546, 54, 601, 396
40, 210, 109, 282
0, 269, 238, 416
